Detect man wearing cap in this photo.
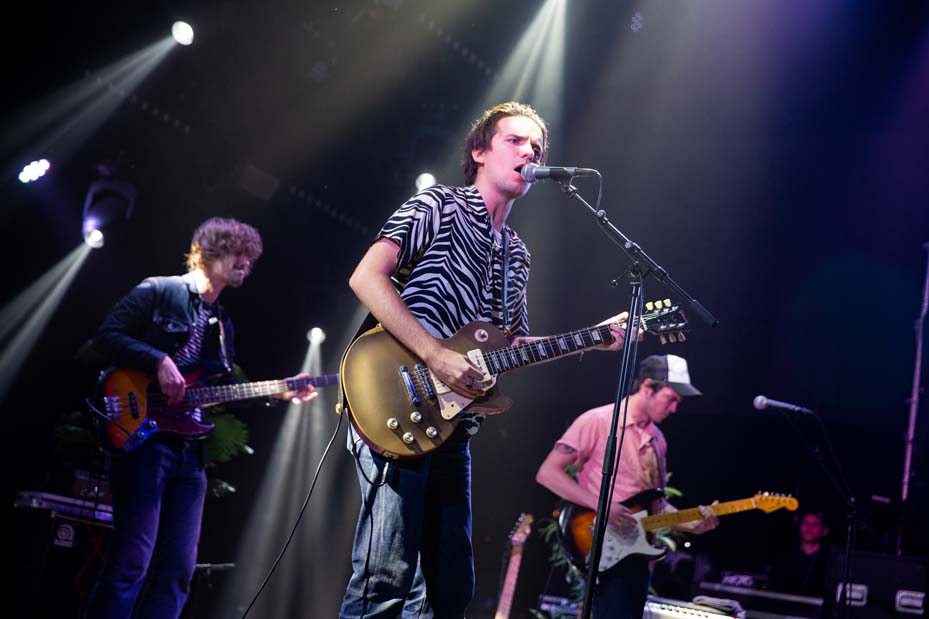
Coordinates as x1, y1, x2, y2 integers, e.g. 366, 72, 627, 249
536, 354, 719, 619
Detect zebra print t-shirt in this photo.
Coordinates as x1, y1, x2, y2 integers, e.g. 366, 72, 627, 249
379, 184, 531, 435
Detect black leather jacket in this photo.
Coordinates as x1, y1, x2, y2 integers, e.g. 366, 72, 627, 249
94, 272, 235, 374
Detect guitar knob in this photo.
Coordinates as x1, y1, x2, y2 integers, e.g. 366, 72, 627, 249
425, 427, 439, 439
401, 432, 415, 444
387, 418, 400, 430
410, 411, 422, 423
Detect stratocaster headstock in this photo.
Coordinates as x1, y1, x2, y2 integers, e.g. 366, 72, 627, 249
508, 513, 534, 547
753, 492, 799, 513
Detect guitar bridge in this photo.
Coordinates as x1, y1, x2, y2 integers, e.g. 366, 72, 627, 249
414, 364, 436, 399
104, 396, 120, 419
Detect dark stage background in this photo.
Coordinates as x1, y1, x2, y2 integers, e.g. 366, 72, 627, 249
5, 1, 928, 617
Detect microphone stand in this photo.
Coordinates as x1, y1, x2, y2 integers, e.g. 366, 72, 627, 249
775, 409, 856, 619
553, 179, 718, 619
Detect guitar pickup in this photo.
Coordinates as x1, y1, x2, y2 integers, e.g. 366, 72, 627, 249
466, 349, 492, 382
128, 391, 140, 419
414, 364, 436, 399
398, 365, 420, 406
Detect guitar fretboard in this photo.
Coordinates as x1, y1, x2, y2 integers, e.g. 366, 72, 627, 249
494, 545, 525, 619
483, 324, 616, 375
641, 497, 757, 532
183, 374, 340, 406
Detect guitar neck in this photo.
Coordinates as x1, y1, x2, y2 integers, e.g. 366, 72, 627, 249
641, 497, 759, 532
483, 323, 617, 376
184, 374, 339, 406
494, 546, 525, 619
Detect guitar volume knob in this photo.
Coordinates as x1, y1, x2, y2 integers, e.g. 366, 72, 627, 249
386, 418, 400, 430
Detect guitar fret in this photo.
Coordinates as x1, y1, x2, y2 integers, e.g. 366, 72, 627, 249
185, 376, 335, 406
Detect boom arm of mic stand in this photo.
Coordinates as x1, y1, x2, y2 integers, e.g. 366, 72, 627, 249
557, 181, 720, 328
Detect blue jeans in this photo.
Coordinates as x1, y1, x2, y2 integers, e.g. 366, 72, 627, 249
85, 440, 207, 619
340, 425, 474, 619
593, 556, 650, 619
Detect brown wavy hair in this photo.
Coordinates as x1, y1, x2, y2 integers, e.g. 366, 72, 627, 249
185, 217, 263, 273
462, 101, 548, 185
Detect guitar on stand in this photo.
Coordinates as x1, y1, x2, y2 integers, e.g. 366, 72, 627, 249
495, 513, 534, 619
92, 367, 339, 452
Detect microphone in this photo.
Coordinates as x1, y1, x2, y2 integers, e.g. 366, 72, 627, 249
753, 395, 815, 415
520, 162, 598, 183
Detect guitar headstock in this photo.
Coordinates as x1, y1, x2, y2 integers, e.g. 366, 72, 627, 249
753, 492, 799, 513
509, 513, 534, 546
642, 299, 689, 345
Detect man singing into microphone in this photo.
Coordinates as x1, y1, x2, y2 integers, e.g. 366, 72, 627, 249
340, 101, 628, 618
536, 354, 720, 619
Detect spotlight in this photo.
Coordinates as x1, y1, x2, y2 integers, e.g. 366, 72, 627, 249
81, 163, 137, 250
172, 21, 195, 46
307, 327, 326, 344
18, 159, 51, 183
83, 222, 105, 249
415, 172, 436, 191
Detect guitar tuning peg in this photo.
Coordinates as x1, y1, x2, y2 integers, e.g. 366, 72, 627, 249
678, 332, 686, 342
659, 334, 667, 345
668, 333, 677, 343
645, 301, 655, 311
663, 298, 672, 307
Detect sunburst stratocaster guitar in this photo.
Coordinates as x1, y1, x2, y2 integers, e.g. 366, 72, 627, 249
495, 513, 533, 619
95, 367, 339, 452
340, 300, 688, 459
558, 489, 798, 573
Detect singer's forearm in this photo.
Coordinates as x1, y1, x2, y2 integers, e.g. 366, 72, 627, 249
349, 239, 443, 363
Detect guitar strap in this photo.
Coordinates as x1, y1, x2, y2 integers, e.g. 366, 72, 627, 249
215, 313, 232, 373
501, 226, 511, 337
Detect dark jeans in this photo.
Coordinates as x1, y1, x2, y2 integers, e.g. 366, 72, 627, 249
594, 556, 651, 619
340, 425, 474, 619
85, 440, 207, 619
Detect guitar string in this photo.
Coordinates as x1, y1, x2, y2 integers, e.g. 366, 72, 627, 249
383, 311, 679, 401
109, 376, 339, 407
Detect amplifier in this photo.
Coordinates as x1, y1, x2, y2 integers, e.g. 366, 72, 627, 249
14, 490, 113, 526
645, 595, 746, 619
537, 594, 745, 619
824, 551, 927, 619
697, 581, 823, 619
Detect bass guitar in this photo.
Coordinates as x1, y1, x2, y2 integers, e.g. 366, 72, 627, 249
558, 489, 798, 573
340, 300, 688, 459
95, 367, 339, 452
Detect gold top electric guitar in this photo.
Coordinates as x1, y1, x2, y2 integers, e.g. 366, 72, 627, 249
340, 300, 688, 459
